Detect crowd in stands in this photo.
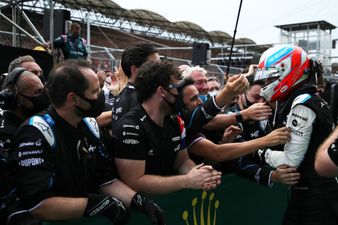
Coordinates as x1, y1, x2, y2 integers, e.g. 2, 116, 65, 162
1, 36, 338, 225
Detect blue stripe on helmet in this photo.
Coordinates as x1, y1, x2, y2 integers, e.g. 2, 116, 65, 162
265, 46, 294, 67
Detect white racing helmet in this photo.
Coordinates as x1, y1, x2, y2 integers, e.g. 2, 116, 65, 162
254, 45, 310, 102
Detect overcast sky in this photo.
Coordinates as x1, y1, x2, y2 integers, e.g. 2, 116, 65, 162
113, 0, 338, 58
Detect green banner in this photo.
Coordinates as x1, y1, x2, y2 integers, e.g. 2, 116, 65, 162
43, 174, 289, 225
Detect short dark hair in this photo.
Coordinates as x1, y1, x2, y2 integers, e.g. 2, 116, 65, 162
46, 60, 90, 107
70, 22, 81, 30
180, 77, 195, 90
121, 42, 158, 78
177, 77, 195, 109
135, 61, 181, 103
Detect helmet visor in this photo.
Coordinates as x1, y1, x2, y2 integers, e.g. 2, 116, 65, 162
254, 67, 280, 82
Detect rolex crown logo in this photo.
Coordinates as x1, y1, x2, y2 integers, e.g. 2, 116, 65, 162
182, 191, 220, 225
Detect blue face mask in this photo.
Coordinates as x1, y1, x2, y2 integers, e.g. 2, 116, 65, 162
198, 94, 208, 103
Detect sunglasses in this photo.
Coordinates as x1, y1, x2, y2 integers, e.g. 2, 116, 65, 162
167, 83, 182, 89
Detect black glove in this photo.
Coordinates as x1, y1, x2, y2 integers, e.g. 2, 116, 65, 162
252, 148, 267, 164
85, 193, 129, 225
130, 192, 166, 225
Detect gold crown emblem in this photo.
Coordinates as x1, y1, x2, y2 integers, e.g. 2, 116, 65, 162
182, 191, 220, 225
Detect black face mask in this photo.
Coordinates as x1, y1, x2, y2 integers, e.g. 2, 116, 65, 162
75, 91, 105, 118
163, 92, 183, 115
20, 91, 50, 116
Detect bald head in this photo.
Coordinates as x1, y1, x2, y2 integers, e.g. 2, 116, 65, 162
16, 71, 44, 96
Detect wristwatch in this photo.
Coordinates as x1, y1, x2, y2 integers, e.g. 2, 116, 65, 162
235, 111, 243, 123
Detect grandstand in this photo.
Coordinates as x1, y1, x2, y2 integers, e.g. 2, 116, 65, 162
0, 0, 271, 79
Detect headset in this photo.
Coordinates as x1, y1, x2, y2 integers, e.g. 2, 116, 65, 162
1, 67, 26, 109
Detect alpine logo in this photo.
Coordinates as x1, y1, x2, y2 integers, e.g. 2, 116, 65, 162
147, 149, 154, 156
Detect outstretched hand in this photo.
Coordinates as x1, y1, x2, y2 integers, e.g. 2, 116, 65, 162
221, 125, 242, 143
241, 102, 272, 121
225, 74, 250, 99
264, 127, 291, 147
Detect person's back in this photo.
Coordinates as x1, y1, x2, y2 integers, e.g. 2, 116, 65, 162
111, 82, 137, 123
111, 43, 159, 129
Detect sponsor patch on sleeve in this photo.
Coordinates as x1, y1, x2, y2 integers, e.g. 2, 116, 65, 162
29, 116, 55, 147
83, 117, 100, 139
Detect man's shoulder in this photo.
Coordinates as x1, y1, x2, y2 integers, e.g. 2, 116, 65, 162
291, 93, 312, 109
291, 92, 330, 115
19, 115, 56, 147
114, 86, 136, 105
82, 117, 100, 140
114, 106, 145, 130
118, 85, 136, 98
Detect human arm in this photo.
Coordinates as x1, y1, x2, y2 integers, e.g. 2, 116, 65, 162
8, 123, 130, 223
183, 75, 248, 133
220, 125, 242, 143
235, 164, 300, 187
188, 127, 290, 162
13, 123, 164, 224
270, 165, 300, 185
31, 188, 163, 225
100, 180, 166, 225
315, 126, 338, 177
29, 194, 129, 224
174, 149, 222, 190
115, 155, 221, 195
202, 113, 236, 130
203, 102, 272, 131
52, 36, 67, 48
113, 114, 221, 194
30, 197, 87, 220
240, 102, 272, 121
220, 156, 275, 187
96, 111, 112, 128
261, 104, 316, 168
213, 74, 249, 108
30, 181, 165, 225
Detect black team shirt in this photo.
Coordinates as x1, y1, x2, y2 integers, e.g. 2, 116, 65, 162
113, 104, 186, 176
